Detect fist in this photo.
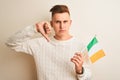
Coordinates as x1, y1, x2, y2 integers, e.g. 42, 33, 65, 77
71, 52, 84, 74
36, 21, 51, 41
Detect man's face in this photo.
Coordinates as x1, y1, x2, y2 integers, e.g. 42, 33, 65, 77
51, 12, 72, 37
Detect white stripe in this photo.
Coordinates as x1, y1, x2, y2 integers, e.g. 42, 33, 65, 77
88, 43, 102, 57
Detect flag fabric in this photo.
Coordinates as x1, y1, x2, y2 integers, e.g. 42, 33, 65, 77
87, 36, 105, 63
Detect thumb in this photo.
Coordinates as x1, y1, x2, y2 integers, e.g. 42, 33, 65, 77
40, 32, 50, 42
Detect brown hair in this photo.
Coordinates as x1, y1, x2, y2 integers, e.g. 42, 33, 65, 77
50, 5, 70, 17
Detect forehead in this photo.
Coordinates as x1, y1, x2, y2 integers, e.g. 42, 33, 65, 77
52, 12, 70, 20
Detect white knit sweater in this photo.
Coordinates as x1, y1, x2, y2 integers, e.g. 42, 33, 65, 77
6, 25, 91, 80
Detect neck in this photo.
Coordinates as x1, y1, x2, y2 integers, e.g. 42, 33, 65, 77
54, 34, 72, 41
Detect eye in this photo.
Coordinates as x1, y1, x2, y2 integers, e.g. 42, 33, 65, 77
55, 21, 60, 24
64, 20, 68, 23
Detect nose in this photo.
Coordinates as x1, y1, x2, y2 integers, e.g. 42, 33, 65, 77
60, 22, 64, 29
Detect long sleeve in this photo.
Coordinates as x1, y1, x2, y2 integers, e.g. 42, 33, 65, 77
5, 25, 38, 54
76, 66, 92, 80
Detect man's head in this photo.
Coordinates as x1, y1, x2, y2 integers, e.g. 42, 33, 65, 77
50, 5, 72, 39
50, 5, 70, 17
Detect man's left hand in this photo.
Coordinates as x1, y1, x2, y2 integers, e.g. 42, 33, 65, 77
71, 52, 84, 74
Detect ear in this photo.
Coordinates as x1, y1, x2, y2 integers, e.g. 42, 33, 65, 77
50, 21, 53, 27
70, 20, 72, 25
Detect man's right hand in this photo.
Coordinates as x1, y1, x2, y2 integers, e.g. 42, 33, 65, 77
36, 21, 51, 42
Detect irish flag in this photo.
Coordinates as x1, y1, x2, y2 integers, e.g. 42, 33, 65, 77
87, 37, 105, 63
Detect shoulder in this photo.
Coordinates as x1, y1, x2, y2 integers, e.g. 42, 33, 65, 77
73, 37, 84, 45
73, 37, 86, 50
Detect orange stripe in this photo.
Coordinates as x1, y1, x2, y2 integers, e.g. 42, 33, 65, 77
90, 49, 105, 63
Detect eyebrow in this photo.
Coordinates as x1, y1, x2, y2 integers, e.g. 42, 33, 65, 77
55, 20, 69, 22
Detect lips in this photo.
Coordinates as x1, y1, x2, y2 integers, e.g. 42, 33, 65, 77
59, 30, 66, 32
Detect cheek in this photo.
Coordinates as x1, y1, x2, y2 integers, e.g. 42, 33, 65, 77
66, 24, 70, 29
52, 26, 58, 31
53, 24, 59, 29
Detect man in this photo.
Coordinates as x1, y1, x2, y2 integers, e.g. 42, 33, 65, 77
6, 5, 91, 80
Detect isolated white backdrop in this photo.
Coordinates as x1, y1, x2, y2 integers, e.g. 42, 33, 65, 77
0, 0, 120, 80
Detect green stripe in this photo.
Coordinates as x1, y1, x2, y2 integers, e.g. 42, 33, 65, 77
87, 37, 98, 51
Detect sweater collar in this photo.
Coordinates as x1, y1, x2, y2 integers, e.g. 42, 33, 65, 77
50, 36, 75, 45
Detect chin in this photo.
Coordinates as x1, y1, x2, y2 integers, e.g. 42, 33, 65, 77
58, 33, 67, 36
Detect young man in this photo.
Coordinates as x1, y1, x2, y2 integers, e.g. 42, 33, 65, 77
6, 5, 91, 80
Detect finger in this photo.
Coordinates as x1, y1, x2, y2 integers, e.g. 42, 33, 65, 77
40, 31, 50, 42
75, 53, 84, 60
46, 30, 51, 34
74, 53, 83, 62
71, 58, 79, 66
75, 53, 82, 57
72, 57, 82, 65
72, 54, 84, 65
72, 56, 82, 64
74, 54, 82, 61
44, 23, 51, 34
45, 27, 51, 34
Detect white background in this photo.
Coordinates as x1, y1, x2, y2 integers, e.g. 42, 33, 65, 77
0, 0, 120, 80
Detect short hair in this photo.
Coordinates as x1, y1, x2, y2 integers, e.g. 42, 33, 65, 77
50, 5, 70, 17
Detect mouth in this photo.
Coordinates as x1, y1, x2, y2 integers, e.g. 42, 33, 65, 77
59, 30, 66, 32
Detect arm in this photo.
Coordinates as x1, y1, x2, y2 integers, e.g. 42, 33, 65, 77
5, 25, 38, 54
6, 21, 51, 54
